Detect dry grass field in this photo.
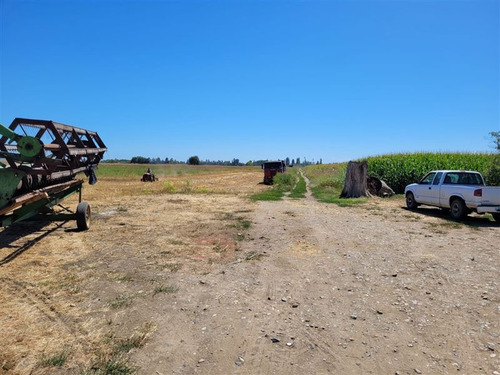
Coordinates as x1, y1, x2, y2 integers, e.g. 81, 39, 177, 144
0, 164, 498, 375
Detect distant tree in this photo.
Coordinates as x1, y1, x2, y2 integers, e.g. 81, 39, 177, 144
246, 160, 253, 166
296, 157, 300, 165
130, 156, 150, 164
486, 131, 500, 185
319, 158, 323, 164
490, 131, 500, 151
231, 158, 240, 166
164, 157, 170, 164
188, 155, 200, 165
291, 159, 295, 165
285, 157, 290, 166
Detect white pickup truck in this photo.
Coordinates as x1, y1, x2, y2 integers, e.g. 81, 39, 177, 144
404, 170, 500, 221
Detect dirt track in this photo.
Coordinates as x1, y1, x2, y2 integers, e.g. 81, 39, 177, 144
1, 172, 499, 374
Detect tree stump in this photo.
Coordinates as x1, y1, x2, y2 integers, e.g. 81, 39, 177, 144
340, 161, 372, 198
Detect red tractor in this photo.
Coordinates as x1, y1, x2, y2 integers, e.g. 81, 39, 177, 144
262, 160, 286, 185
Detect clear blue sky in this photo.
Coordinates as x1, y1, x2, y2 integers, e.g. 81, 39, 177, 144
1, 0, 499, 162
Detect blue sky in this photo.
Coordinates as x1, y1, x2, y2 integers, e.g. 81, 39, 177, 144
1, 0, 499, 162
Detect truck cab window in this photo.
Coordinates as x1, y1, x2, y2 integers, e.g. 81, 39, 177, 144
432, 172, 443, 185
420, 173, 436, 185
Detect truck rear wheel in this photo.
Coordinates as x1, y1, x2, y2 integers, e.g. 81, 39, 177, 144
406, 192, 418, 209
450, 198, 467, 220
492, 213, 500, 222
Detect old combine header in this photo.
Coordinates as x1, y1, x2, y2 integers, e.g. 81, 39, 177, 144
0, 118, 107, 230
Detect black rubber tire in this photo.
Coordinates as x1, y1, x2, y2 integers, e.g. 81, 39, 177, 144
492, 213, 500, 222
450, 198, 467, 220
76, 202, 91, 231
406, 192, 418, 209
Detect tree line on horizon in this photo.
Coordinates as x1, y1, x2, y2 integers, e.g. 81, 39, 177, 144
102, 156, 324, 166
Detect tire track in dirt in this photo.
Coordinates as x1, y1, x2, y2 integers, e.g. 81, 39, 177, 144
0, 278, 91, 359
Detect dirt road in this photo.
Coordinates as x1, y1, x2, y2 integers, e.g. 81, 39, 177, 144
131, 177, 499, 375
1, 172, 499, 374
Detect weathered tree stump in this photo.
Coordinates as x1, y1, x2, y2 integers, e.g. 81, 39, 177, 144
340, 161, 372, 198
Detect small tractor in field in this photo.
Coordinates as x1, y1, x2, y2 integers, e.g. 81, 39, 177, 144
0, 118, 107, 230
141, 168, 158, 182
262, 160, 286, 185
141, 172, 158, 182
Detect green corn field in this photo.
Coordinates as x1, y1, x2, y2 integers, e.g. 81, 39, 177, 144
364, 153, 497, 193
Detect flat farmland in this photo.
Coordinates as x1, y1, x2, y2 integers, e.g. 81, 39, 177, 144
0, 165, 498, 375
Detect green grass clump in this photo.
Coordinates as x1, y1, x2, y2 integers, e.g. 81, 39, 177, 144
39, 351, 68, 367
109, 294, 135, 309
311, 185, 366, 206
153, 285, 179, 296
161, 181, 176, 193
289, 172, 306, 198
113, 336, 145, 353
81, 356, 136, 375
364, 152, 496, 193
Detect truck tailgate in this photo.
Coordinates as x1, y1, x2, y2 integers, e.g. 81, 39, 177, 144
481, 187, 500, 206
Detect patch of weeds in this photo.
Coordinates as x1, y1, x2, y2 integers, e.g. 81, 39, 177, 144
239, 220, 251, 229
162, 181, 176, 194
39, 351, 68, 367
82, 355, 136, 375
230, 216, 251, 229
236, 233, 246, 241
437, 221, 463, 229
311, 186, 366, 207
244, 251, 264, 261
250, 189, 284, 201
163, 263, 183, 272
284, 211, 296, 217
103, 332, 115, 344
235, 209, 252, 213
109, 294, 135, 309
195, 187, 215, 194
117, 206, 128, 212
289, 173, 306, 198
113, 335, 145, 353
153, 285, 179, 296
110, 274, 133, 282
179, 180, 193, 193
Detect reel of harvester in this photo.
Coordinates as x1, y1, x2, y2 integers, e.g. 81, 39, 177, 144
0, 118, 107, 230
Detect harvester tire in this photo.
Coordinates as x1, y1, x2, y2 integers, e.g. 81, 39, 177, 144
76, 202, 91, 231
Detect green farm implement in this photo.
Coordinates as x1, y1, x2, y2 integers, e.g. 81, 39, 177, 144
0, 118, 106, 230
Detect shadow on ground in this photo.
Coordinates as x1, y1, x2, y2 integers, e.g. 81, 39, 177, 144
0, 221, 67, 266
402, 207, 499, 228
